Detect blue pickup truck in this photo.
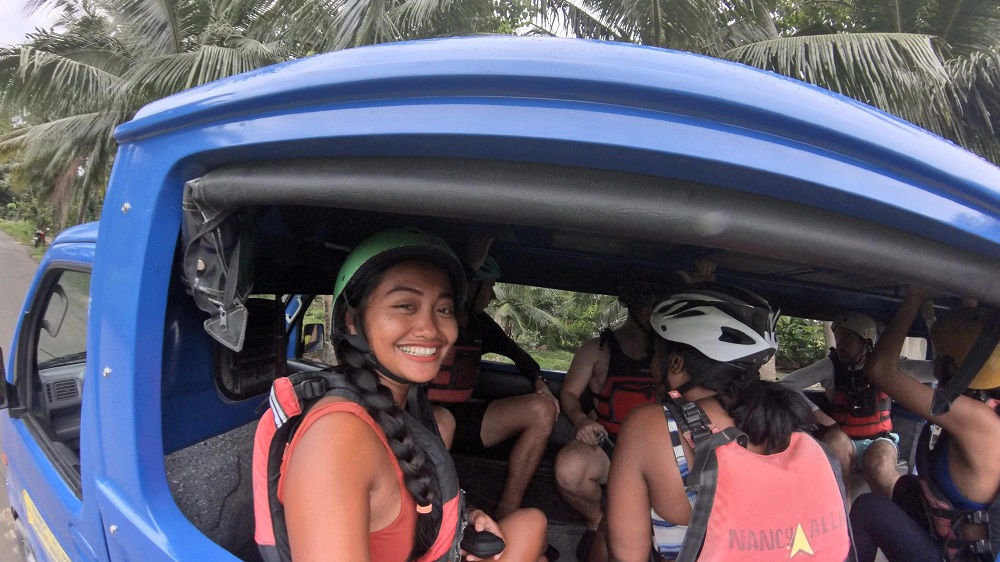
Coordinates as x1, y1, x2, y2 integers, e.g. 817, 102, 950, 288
3, 36, 1000, 562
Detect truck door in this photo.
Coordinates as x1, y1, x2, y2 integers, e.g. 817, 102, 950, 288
4, 262, 109, 562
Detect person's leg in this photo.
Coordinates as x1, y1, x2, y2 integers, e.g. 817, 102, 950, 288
891, 474, 931, 534
554, 440, 609, 529
496, 507, 549, 562
820, 426, 857, 495
861, 437, 900, 497
480, 394, 558, 519
850, 492, 940, 562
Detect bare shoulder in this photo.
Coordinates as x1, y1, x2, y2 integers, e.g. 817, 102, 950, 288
620, 402, 668, 436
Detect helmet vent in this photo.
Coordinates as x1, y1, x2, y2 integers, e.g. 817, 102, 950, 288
719, 326, 756, 345
673, 310, 705, 319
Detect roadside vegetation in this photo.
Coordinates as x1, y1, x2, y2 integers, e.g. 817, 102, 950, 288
3, 0, 966, 370
0, 219, 49, 261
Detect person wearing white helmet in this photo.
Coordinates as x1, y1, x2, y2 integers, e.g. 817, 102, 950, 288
779, 311, 934, 497
606, 284, 854, 562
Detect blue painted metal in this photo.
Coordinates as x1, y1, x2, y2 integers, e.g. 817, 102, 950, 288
3, 233, 108, 562
4, 36, 1000, 561
118, 36, 1000, 258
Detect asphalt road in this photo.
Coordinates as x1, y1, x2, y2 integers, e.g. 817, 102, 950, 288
0, 229, 40, 561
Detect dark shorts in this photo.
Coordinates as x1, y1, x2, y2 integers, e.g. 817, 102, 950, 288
441, 400, 491, 454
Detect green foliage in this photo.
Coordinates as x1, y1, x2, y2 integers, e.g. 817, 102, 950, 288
775, 316, 827, 370
0, 219, 51, 260
488, 284, 620, 355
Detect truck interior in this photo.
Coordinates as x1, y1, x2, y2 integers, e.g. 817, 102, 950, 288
156, 156, 1000, 561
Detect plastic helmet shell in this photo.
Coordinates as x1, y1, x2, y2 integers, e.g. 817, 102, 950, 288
473, 256, 502, 282
931, 308, 1000, 390
649, 284, 779, 366
333, 228, 467, 311
831, 312, 879, 345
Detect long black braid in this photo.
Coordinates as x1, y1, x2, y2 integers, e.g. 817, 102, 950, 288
333, 272, 445, 561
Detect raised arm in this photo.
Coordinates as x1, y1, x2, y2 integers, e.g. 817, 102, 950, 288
866, 288, 1000, 450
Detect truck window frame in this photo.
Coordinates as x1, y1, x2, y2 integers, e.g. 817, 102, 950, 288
14, 263, 91, 497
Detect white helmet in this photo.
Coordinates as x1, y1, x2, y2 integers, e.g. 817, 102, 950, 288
650, 285, 779, 367
831, 312, 878, 345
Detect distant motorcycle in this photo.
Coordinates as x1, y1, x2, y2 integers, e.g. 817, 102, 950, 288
33, 229, 47, 248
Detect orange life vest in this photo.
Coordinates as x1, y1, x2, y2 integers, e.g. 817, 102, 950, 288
253, 369, 465, 562
828, 350, 893, 439
658, 396, 855, 562
594, 329, 655, 436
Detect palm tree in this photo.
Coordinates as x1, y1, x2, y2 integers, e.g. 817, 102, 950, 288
0, 0, 511, 228
534, 0, 1000, 164
489, 283, 568, 345
0, 0, 300, 228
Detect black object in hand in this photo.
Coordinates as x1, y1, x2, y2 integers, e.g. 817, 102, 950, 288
461, 530, 506, 558
595, 431, 614, 457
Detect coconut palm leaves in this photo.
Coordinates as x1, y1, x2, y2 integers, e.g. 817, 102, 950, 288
546, 0, 1000, 164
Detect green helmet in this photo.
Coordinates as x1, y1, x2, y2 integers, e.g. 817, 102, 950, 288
333, 227, 467, 313
331, 228, 464, 383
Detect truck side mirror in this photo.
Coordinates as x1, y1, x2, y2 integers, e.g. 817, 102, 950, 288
303, 323, 325, 353
0, 347, 24, 416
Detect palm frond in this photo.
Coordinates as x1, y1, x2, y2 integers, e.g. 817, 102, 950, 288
3, 46, 125, 118
945, 47, 1000, 162
917, 0, 1000, 56
724, 33, 957, 137
0, 112, 114, 187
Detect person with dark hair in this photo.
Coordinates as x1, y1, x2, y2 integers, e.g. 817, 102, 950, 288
850, 287, 1000, 562
251, 228, 548, 562
554, 282, 669, 562
428, 238, 559, 520
606, 285, 854, 562
780, 312, 934, 497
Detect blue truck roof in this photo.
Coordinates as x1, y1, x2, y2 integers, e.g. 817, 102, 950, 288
117, 36, 1000, 260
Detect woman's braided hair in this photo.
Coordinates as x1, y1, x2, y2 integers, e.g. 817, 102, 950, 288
333, 267, 445, 560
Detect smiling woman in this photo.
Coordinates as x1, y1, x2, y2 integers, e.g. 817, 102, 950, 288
251, 228, 549, 562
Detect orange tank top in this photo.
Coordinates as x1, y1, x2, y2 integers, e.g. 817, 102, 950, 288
277, 401, 417, 561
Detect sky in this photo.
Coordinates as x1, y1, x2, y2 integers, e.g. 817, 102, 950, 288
1, 2, 59, 46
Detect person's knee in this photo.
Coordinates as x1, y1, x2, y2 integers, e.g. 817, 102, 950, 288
555, 447, 590, 489
850, 491, 889, 521
524, 394, 557, 432
863, 440, 898, 475
823, 427, 856, 464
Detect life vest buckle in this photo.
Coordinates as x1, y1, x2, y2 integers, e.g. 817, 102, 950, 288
960, 538, 990, 554
964, 509, 988, 525
297, 378, 328, 401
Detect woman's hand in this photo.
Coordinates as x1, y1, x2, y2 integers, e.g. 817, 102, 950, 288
463, 235, 494, 271
464, 509, 505, 561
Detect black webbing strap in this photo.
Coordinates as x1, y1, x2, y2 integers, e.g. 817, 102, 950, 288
932, 311, 1000, 416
